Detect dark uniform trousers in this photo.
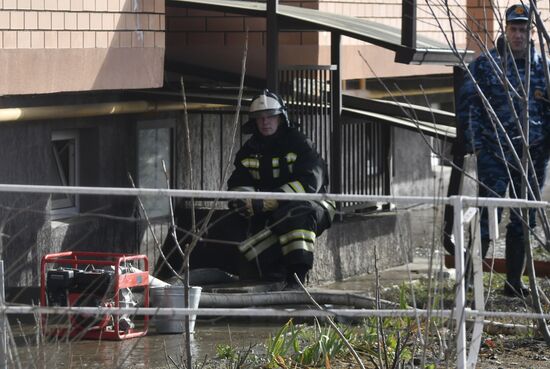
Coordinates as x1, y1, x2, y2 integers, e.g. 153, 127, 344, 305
237, 200, 334, 279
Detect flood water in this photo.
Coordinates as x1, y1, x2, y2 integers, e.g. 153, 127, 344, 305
9, 319, 283, 368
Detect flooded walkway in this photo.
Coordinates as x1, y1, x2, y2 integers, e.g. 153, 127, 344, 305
8, 251, 448, 369
10, 321, 282, 368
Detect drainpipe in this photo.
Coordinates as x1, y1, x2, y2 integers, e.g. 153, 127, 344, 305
331, 32, 342, 210
401, 0, 416, 48
442, 66, 466, 255
0, 101, 229, 123
266, 0, 279, 92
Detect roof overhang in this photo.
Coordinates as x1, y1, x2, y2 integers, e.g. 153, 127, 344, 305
168, 0, 474, 66
342, 95, 456, 139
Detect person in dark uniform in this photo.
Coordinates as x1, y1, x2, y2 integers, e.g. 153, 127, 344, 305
227, 90, 335, 289
457, 4, 550, 297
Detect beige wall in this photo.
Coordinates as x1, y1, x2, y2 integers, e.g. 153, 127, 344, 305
0, 0, 166, 95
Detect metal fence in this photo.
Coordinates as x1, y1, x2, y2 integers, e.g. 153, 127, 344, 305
279, 65, 334, 164
279, 65, 391, 210
1, 184, 548, 369
340, 118, 391, 209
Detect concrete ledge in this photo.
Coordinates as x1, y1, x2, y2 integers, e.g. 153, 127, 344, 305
311, 211, 413, 285
166, 209, 413, 286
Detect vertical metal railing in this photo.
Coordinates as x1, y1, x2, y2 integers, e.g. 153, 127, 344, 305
278, 65, 335, 166
279, 65, 392, 210
340, 119, 391, 209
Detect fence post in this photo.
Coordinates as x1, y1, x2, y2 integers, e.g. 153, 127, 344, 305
465, 208, 484, 368
0, 260, 6, 369
452, 197, 467, 369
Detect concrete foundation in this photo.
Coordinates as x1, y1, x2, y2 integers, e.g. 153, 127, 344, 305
311, 211, 413, 285
156, 208, 413, 286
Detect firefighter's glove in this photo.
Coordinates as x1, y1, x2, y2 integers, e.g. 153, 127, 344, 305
263, 199, 279, 212
229, 198, 278, 216
228, 199, 261, 217
247, 198, 278, 214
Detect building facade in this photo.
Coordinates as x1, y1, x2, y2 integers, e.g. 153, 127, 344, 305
1, 0, 541, 287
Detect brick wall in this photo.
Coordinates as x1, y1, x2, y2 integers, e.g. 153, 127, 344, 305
464, 1, 550, 54
0, 0, 165, 49
0, 0, 166, 95
167, 1, 318, 49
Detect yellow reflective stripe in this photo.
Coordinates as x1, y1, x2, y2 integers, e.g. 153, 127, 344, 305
241, 158, 260, 169
272, 157, 280, 178
239, 229, 272, 253
244, 234, 278, 261
289, 181, 305, 193
285, 152, 297, 163
319, 200, 336, 219
280, 184, 294, 193
229, 186, 255, 192
282, 239, 314, 255
242, 158, 261, 179
279, 229, 316, 245
286, 153, 296, 173
250, 170, 260, 180
281, 181, 305, 193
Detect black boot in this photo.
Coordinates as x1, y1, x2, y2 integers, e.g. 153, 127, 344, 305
481, 238, 490, 259
285, 264, 309, 290
504, 235, 529, 297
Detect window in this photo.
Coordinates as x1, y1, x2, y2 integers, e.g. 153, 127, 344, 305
137, 120, 175, 218
51, 130, 79, 216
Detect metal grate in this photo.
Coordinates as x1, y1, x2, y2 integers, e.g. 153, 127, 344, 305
278, 65, 334, 164
340, 118, 391, 210
278, 65, 391, 209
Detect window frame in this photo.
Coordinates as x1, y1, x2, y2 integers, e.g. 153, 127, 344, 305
51, 130, 80, 218
136, 119, 176, 219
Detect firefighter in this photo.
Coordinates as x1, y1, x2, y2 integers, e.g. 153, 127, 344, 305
457, 4, 550, 297
227, 90, 335, 289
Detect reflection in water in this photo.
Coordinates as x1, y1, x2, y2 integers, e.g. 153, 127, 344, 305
10, 321, 281, 368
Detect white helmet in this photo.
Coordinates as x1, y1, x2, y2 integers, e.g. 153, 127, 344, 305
244, 89, 290, 134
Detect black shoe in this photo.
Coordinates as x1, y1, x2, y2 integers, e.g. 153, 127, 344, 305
286, 264, 309, 285
503, 283, 529, 297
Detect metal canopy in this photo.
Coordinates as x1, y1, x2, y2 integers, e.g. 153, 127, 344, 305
342, 107, 456, 139
168, 0, 472, 65
342, 95, 456, 139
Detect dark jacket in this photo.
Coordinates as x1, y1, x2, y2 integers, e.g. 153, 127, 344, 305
227, 126, 329, 195
457, 37, 550, 154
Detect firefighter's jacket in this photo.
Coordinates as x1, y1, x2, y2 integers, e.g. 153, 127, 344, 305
227, 126, 329, 197
227, 125, 334, 267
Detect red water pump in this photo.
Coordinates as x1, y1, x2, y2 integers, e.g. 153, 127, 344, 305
40, 251, 149, 341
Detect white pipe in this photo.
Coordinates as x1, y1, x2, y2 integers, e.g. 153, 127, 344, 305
3, 305, 550, 319
467, 209, 484, 368
0, 101, 230, 123
453, 196, 467, 369
0, 184, 545, 210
